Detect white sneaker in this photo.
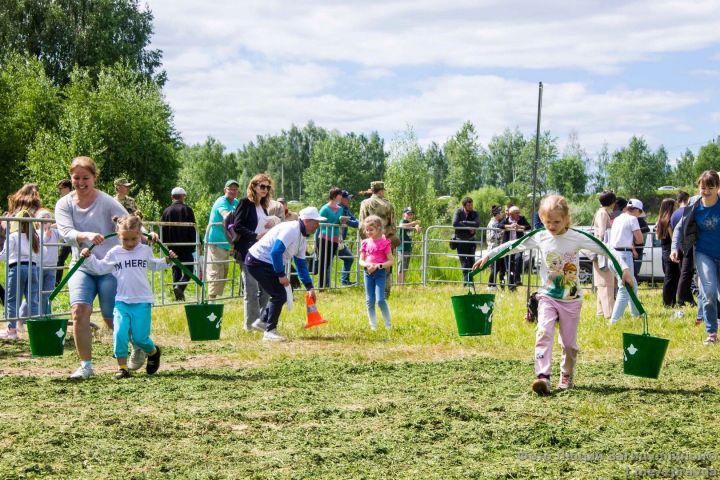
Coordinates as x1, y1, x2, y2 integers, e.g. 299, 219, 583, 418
251, 318, 269, 332
0, 328, 19, 340
672, 310, 685, 319
262, 329, 287, 342
128, 346, 147, 371
69, 365, 94, 380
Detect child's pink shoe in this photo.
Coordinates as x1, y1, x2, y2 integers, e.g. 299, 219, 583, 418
557, 373, 574, 390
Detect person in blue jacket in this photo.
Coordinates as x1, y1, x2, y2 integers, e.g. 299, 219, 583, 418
245, 207, 324, 342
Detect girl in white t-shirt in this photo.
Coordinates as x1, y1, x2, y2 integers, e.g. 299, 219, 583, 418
474, 195, 634, 395
81, 214, 175, 379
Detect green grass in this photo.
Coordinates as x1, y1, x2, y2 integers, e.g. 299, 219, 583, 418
1, 287, 719, 479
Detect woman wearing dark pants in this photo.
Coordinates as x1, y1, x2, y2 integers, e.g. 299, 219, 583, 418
453, 197, 480, 286
655, 198, 678, 307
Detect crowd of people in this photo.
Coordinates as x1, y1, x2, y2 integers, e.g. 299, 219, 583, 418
1, 156, 719, 387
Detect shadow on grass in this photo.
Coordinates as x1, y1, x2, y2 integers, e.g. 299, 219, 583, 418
573, 384, 717, 396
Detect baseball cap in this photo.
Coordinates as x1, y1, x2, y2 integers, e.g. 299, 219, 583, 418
114, 177, 132, 187
403, 207, 413, 214
298, 207, 326, 221
341, 190, 353, 199
225, 179, 240, 188
171, 187, 187, 196
627, 198, 644, 212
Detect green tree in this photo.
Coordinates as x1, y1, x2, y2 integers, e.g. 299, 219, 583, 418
424, 141, 448, 195
673, 149, 696, 187
547, 156, 588, 197
0, 0, 164, 86
178, 137, 238, 200
303, 133, 377, 207
695, 140, 720, 176
590, 142, 611, 193
445, 121, 482, 198
26, 63, 180, 205
0, 53, 60, 206
483, 128, 526, 190
607, 136, 671, 199
385, 128, 437, 226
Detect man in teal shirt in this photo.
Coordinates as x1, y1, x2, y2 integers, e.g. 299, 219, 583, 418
207, 180, 240, 300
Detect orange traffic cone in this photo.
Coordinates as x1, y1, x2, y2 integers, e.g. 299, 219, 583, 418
304, 292, 328, 329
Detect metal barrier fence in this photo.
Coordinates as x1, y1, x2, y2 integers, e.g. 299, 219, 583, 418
1, 216, 665, 325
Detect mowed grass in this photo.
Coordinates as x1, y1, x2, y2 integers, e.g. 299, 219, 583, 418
2, 286, 720, 479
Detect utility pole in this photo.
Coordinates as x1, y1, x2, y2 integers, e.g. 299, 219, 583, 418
527, 82, 543, 302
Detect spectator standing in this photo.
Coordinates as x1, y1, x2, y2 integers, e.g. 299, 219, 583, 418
486, 205, 506, 289
452, 197, 480, 286
160, 187, 197, 301
671, 171, 720, 344
338, 190, 359, 286
317, 188, 350, 288
633, 209, 651, 283
397, 207, 421, 285
113, 178, 138, 215
609, 199, 644, 324
230, 174, 276, 330
591, 191, 617, 319
206, 180, 240, 301
655, 198, 678, 307
359, 181, 398, 296
276, 198, 299, 222
671, 191, 696, 307
245, 207, 323, 341
502, 206, 531, 289
55, 179, 73, 285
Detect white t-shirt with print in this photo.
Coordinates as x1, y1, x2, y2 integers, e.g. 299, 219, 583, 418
485, 229, 627, 302
82, 243, 170, 304
608, 213, 640, 249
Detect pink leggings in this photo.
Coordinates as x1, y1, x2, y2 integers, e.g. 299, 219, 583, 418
535, 296, 582, 379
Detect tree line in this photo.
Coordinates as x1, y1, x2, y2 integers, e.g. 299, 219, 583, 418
2, 0, 720, 229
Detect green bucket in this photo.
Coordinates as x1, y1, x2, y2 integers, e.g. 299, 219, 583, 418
26, 318, 69, 357
623, 332, 669, 379
451, 292, 495, 336
185, 303, 224, 341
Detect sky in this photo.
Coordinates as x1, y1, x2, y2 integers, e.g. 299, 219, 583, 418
146, 0, 720, 162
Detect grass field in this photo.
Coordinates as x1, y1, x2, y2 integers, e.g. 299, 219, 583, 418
1, 286, 719, 479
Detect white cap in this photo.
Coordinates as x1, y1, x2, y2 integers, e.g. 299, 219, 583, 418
627, 198, 644, 211
171, 187, 187, 196
298, 206, 326, 221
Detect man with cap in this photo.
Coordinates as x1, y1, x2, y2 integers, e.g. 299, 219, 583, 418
501, 205, 531, 290
245, 206, 324, 341
206, 180, 240, 300
608, 198, 645, 324
161, 187, 197, 301
338, 190, 359, 285
397, 207, 421, 284
114, 177, 138, 214
359, 181, 397, 295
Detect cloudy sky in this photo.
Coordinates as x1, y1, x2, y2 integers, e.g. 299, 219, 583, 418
147, 0, 720, 161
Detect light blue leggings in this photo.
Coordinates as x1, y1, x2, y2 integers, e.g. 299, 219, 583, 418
113, 301, 155, 359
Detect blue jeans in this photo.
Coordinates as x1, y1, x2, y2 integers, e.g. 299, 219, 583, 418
113, 302, 155, 358
364, 269, 391, 328
5, 263, 39, 329
338, 245, 354, 285
68, 269, 118, 320
695, 251, 720, 334
21, 268, 56, 317
610, 251, 640, 323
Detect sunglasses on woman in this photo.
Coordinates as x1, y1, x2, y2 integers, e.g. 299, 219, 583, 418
257, 184, 270, 190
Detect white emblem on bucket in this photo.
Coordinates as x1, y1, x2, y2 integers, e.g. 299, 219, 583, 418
207, 312, 217, 323
627, 344, 638, 355
479, 303, 492, 314
55, 328, 65, 339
